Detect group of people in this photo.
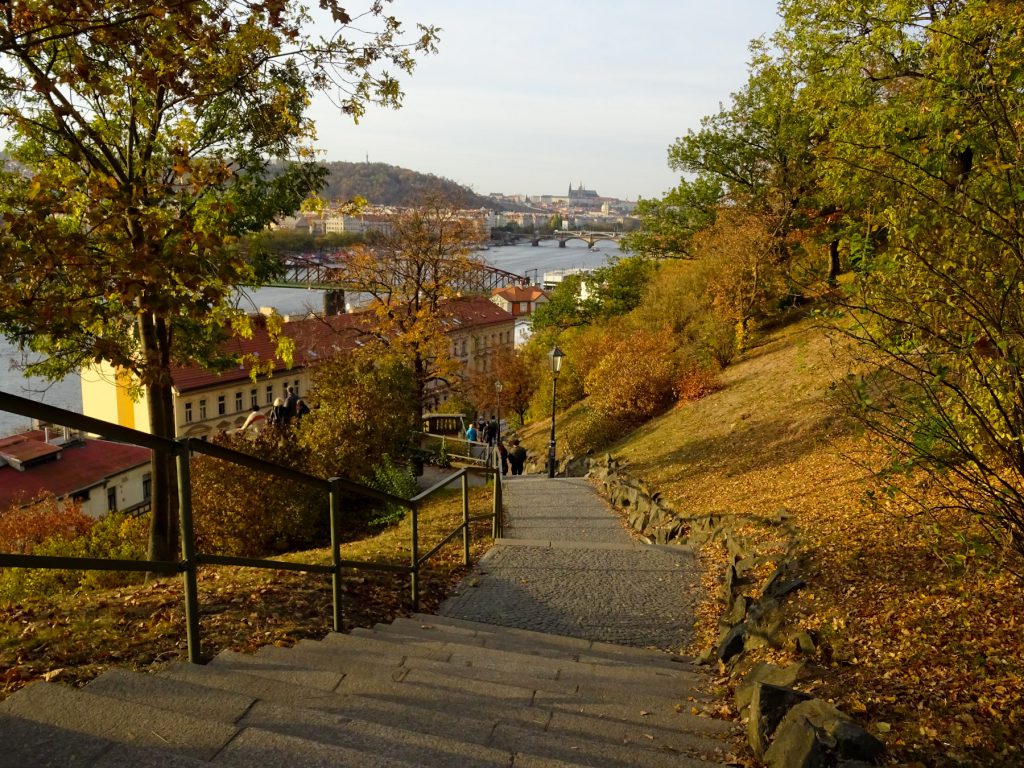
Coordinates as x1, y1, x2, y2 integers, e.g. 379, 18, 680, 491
240, 386, 310, 432
466, 418, 526, 477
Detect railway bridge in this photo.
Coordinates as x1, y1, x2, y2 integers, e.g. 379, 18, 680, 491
256, 252, 530, 315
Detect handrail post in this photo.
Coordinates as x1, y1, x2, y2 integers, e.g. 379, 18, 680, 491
493, 465, 503, 539
328, 477, 344, 633
175, 439, 201, 664
462, 472, 470, 566
410, 502, 420, 611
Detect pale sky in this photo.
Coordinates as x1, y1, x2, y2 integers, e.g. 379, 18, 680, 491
309, 1, 782, 201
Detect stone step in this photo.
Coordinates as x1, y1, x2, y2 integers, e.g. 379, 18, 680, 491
257, 637, 723, 733
0, 612, 731, 768
238, 698, 514, 768
88, 667, 255, 723
0, 680, 236, 762
155, 660, 529, 743
489, 720, 727, 768
149, 663, 655, 768
257, 638, 577, 696
329, 627, 709, 696
212, 726, 420, 768
86, 666, 509, 768
404, 613, 694, 668
157, 653, 728, 766
238, 638, 731, 751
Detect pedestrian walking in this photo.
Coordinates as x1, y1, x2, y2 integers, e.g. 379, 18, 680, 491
240, 404, 267, 432
284, 386, 299, 425
269, 397, 289, 427
508, 438, 527, 476
497, 439, 509, 476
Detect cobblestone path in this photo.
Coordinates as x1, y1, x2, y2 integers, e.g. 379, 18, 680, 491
438, 477, 701, 651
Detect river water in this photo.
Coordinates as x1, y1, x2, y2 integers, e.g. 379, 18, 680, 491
0, 239, 621, 436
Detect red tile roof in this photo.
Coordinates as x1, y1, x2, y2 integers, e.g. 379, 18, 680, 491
491, 285, 547, 303
170, 298, 515, 394
439, 295, 516, 329
0, 431, 151, 509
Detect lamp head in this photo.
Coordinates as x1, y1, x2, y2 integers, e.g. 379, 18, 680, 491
549, 346, 565, 376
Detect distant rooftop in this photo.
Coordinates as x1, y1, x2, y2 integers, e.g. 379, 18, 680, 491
0, 430, 150, 510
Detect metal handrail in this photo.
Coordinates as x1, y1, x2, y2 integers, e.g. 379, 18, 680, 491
0, 390, 501, 662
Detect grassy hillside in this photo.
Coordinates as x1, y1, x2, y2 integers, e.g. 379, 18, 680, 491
518, 314, 1023, 766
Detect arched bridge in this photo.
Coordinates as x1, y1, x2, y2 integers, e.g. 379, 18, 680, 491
531, 230, 624, 248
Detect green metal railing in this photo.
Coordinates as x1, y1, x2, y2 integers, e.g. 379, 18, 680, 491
0, 391, 503, 663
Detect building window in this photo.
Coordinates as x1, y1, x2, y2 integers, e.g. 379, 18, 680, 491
142, 473, 152, 501
107, 487, 117, 513
218, 395, 226, 415
199, 399, 207, 419
266, 385, 273, 405
461, 339, 467, 356
235, 391, 243, 412
250, 388, 258, 408
184, 402, 193, 423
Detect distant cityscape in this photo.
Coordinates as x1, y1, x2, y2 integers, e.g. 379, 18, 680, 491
277, 182, 639, 239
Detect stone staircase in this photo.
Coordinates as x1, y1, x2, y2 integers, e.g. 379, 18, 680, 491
0, 614, 733, 767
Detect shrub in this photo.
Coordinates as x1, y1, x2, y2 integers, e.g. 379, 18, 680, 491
561, 406, 635, 455
584, 329, 678, 422
0, 512, 147, 603
190, 430, 328, 558
362, 455, 418, 527
675, 362, 723, 403
0, 494, 94, 554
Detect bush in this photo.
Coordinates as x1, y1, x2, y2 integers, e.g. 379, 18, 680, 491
362, 455, 418, 527
190, 430, 328, 558
0, 494, 94, 554
0, 512, 148, 603
585, 329, 678, 422
675, 362, 723, 403
562, 406, 635, 455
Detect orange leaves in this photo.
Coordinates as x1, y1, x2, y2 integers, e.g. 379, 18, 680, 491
0, 494, 94, 555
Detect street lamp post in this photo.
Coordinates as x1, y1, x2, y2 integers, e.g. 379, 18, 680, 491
548, 346, 565, 478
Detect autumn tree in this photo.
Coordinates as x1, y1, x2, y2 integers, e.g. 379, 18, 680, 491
297, 349, 418, 482
629, 44, 836, 292
464, 346, 537, 427
531, 257, 658, 332
0, 2, 437, 560
621, 177, 721, 258
781, 0, 1024, 557
333, 198, 490, 420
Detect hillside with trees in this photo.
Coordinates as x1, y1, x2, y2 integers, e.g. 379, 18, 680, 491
505, 2, 1024, 764
318, 161, 498, 208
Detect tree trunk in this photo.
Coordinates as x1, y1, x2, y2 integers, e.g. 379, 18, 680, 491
139, 311, 180, 563
827, 239, 841, 286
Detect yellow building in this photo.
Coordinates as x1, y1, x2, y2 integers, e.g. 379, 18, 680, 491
81, 298, 515, 437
